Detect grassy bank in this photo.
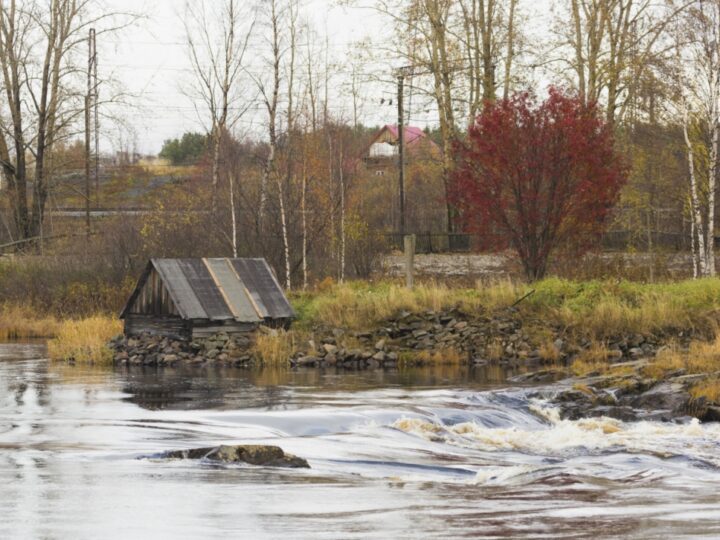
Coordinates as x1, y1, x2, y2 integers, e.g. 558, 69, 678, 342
0, 304, 62, 339
5, 277, 720, 367
291, 278, 720, 337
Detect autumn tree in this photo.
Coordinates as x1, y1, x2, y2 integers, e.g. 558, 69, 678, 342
453, 88, 627, 280
159, 132, 208, 165
0, 0, 129, 243
560, 0, 684, 126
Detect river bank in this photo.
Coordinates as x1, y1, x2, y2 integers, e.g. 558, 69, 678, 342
12, 277, 720, 422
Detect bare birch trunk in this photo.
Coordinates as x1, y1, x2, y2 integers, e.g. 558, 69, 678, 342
230, 170, 237, 257
503, 0, 518, 100
211, 129, 221, 212
691, 209, 699, 278
339, 141, 346, 283
706, 76, 719, 276
276, 172, 291, 290
684, 106, 708, 276
301, 135, 308, 290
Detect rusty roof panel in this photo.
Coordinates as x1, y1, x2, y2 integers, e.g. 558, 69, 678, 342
152, 259, 207, 319
176, 258, 233, 320
230, 259, 295, 319
204, 258, 262, 322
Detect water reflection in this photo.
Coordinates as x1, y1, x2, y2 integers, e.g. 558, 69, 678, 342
2, 343, 720, 539
111, 363, 527, 410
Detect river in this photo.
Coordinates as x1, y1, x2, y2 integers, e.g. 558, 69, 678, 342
1, 342, 719, 539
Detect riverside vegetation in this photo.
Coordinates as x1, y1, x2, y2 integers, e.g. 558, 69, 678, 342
4, 277, 720, 421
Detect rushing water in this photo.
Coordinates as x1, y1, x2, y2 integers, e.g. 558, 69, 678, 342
1, 343, 720, 539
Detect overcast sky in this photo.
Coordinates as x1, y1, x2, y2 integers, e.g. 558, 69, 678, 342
100, 0, 554, 155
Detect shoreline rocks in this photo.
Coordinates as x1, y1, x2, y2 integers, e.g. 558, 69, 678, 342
109, 332, 255, 367
109, 306, 694, 370
536, 366, 720, 423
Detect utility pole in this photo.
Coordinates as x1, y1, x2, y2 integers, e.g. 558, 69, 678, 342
396, 65, 414, 238
92, 28, 99, 208
84, 28, 97, 238
397, 70, 406, 237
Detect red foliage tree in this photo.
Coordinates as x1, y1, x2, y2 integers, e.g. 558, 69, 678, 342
452, 88, 627, 280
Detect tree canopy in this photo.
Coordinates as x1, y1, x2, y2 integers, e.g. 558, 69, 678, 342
159, 132, 209, 165
453, 88, 628, 280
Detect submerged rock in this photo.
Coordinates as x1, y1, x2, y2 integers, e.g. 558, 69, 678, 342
163, 444, 310, 468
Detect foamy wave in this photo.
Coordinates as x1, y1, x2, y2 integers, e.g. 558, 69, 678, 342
391, 408, 720, 465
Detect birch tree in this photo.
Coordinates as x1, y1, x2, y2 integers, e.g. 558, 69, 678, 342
255, 0, 291, 288
184, 0, 254, 216
675, 1, 720, 277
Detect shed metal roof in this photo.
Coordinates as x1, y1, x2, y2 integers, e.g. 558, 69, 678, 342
120, 258, 294, 322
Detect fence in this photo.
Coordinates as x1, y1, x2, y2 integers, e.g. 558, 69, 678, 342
384, 233, 472, 253
385, 230, 706, 254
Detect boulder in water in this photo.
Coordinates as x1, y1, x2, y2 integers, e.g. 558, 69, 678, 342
163, 444, 310, 468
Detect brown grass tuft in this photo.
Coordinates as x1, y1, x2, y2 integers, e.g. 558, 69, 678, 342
690, 378, 720, 404
251, 329, 297, 366
571, 342, 612, 376
0, 304, 61, 340
47, 316, 122, 364
644, 336, 720, 379
399, 347, 466, 366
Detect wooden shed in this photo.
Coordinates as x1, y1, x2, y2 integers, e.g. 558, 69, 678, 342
120, 258, 295, 339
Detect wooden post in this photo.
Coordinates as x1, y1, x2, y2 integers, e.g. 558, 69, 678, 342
397, 73, 406, 236
404, 234, 415, 289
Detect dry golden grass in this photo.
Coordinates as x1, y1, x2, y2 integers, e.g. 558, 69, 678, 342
47, 316, 122, 364
251, 329, 298, 366
572, 383, 596, 397
292, 278, 720, 340
473, 278, 527, 311
644, 337, 720, 379
690, 378, 720, 404
486, 338, 505, 361
571, 342, 612, 376
0, 304, 62, 340
554, 297, 692, 340
539, 339, 561, 362
399, 347, 465, 366
293, 280, 531, 331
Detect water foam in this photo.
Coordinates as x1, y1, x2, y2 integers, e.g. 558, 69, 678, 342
391, 400, 720, 466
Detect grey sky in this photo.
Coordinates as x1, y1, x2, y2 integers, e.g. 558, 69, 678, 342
100, 0, 554, 155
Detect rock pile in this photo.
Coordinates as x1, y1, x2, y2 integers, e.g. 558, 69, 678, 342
109, 332, 255, 367
291, 308, 543, 368
109, 307, 691, 369
536, 363, 720, 423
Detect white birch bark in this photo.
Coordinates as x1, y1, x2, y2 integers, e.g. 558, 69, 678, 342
301, 133, 308, 290
706, 68, 719, 276
230, 170, 237, 258
339, 141, 346, 283
691, 207, 698, 279
683, 105, 708, 277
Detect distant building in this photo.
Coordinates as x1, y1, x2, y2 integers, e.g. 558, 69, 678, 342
356, 125, 447, 234
363, 125, 441, 176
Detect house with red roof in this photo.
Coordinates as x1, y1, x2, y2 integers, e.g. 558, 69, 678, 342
353, 125, 447, 237
363, 125, 441, 176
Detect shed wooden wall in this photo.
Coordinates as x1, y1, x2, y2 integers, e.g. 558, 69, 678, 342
124, 315, 256, 340
128, 268, 179, 316
124, 314, 189, 340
